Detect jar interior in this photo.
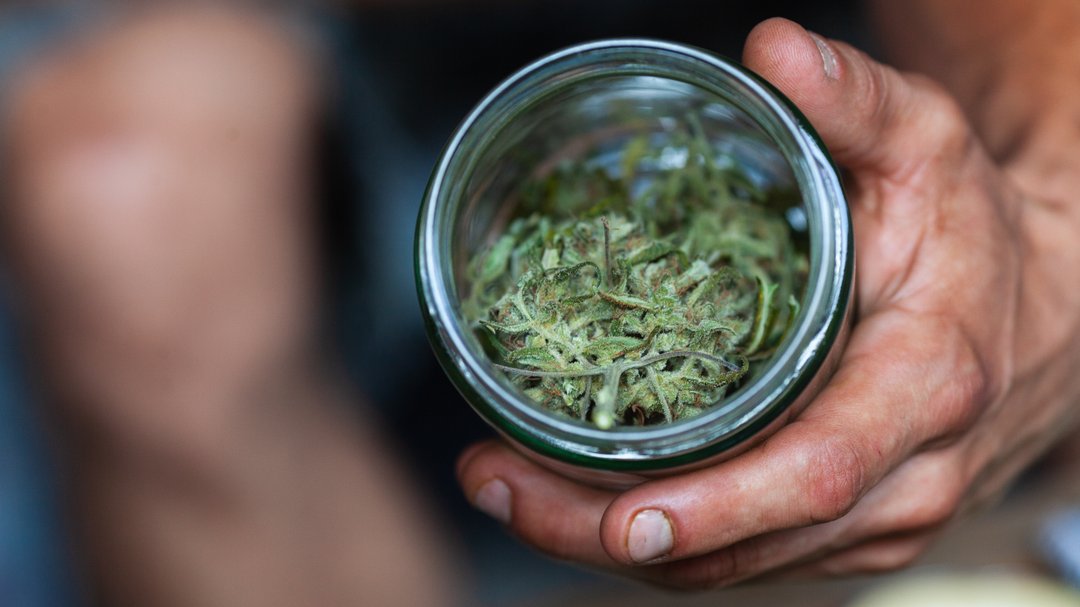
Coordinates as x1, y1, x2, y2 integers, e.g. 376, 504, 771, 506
444, 73, 812, 429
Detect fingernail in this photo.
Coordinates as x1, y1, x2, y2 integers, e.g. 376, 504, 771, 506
808, 32, 838, 79
474, 479, 512, 525
628, 509, 674, 563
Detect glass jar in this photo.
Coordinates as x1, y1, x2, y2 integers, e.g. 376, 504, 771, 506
416, 39, 852, 488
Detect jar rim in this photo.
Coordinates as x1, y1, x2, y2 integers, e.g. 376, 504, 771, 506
416, 38, 853, 471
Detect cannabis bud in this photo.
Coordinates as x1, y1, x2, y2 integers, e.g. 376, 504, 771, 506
463, 118, 808, 429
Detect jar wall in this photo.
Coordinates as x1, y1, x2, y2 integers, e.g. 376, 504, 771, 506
417, 39, 852, 477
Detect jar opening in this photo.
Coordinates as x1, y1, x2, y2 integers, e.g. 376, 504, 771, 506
417, 39, 851, 469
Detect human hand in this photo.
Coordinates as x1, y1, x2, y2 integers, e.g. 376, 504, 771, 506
456, 18, 1080, 588
2, 9, 457, 606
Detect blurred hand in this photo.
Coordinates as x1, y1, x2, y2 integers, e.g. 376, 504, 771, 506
3, 7, 456, 606
457, 18, 1080, 588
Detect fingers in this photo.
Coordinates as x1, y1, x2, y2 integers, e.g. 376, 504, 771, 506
457, 313, 982, 574
618, 450, 961, 589
456, 440, 619, 567
596, 309, 987, 566
742, 19, 1019, 324
782, 532, 938, 579
742, 18, 972, 179
457, 20, 1001, 586
837, 449, 966, 538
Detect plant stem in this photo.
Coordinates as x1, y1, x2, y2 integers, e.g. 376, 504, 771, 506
495, 349, 740, 428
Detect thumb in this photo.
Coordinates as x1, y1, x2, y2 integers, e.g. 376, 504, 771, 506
742, 18, 970, 177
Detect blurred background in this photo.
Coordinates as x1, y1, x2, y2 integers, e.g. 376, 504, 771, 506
0, 2, 1077, 606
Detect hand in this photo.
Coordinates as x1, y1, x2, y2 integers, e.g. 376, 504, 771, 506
2, 9, 457, 605
456, 18, 1080, 588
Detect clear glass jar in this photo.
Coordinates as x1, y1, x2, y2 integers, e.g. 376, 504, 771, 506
415, 39, 852, 488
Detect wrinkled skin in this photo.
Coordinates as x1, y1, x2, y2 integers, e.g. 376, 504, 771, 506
457, 18, 1080, 588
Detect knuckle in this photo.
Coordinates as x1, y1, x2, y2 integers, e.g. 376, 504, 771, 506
900, 461, 966, 530
888, 547, 926, 571
821, 538, 933, 576
862, 540, 930, 574
456, 441, 501, 483
911, 76, 975, 158
932, 325, 996, 439
803, 435, 867, 523
858, 57, 890, 132
458, 443, 519, 492
939, 366, 989, 437
907, 489, 962, 531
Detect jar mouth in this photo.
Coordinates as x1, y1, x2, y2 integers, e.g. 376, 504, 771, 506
417, 39, 852, 470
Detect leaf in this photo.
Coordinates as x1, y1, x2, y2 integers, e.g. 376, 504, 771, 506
543, 261, 601, 285
515, 268, 543, 292
749, 295, 803, 360
506, 347, 558, 369
685, 319, 740, 349
679, 354, 748, 388
783, 294, 801, 339
541, 247, 561, 270
570, 304, 613, 330
627, 241, 689, 269
475, 327, 511, 363
745, 275, 779, 356
687, 266, 741, 305
479, 318, 534, 335
681, 374, 726, 390
540, 261, 601, 305
476, 234, 516, 285
582, 336, 645, 361
609, 313, 647, 337
646, 367, 675, 422
598, 291, 656, 311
